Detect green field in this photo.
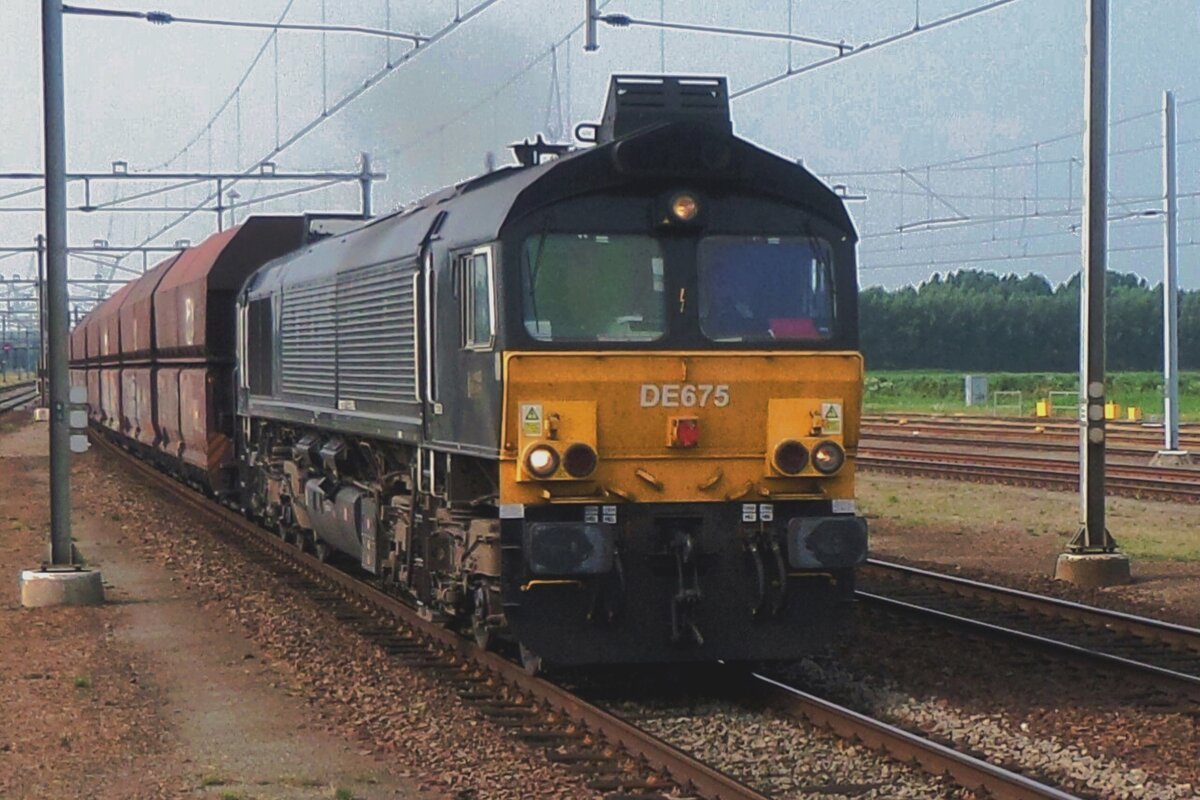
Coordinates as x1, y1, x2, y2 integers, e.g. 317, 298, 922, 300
864, 370, 1200, 420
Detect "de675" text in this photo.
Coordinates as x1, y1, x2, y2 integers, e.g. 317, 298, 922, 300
639, 384, 730, 408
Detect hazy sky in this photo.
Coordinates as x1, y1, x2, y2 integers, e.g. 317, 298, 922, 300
1, 0, 1198, 301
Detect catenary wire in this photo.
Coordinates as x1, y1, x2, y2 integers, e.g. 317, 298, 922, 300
142, 0, 299, 171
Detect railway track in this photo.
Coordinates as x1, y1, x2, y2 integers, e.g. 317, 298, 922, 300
89, 429, 1081, 800
0, 381, 38, 414
866, 411, 1200, 438
856, 447, 1200, 503
738, 672, 1079, 800
864, 414, 1200, 446
862, 427, 1187, 462
859, 559, 1200, 692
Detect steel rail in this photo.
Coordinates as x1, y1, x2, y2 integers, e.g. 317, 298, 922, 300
856, 450, 1200, 502
861, 442, 1200, 480
0, 379, 37, 395
87, 430, 768, 800
0, 387, 38, 414
860, 560, 1200, 688
863, 417, 1200, 449
744, 672, 1080, 800
866, 559, 1200, 646
866, 411, 1200, 432
862, 429, 1171, 460
858, 593, 1200, 691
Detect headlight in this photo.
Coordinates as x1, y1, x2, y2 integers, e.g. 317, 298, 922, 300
562, 443, 598, 478
525, 444, 560, 478
773, 440, 809, 475
671, 192, 699, 222
813, 441, 845, 474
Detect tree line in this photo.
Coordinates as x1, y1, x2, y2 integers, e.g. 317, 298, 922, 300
859, 270, 1197, 371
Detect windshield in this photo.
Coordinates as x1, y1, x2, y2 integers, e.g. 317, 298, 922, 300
698, 236, 835, 342
522, 233, 665, 342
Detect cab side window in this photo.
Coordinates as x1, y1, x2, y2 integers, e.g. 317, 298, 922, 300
459, 249, 494, 349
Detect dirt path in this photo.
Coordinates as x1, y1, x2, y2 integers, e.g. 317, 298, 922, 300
0, 413, 428, 799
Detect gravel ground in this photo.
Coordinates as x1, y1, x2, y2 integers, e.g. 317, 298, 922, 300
562, 667, 973, 800
74, 444, 600, 800
769, 623, 1199, 800
605, 697, 971, 800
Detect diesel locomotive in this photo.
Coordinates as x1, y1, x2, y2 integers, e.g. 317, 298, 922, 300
72, 75, 867, 670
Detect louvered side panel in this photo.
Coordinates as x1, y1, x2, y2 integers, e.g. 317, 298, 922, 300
335, 261, 418, 407
280, 281, 338, 403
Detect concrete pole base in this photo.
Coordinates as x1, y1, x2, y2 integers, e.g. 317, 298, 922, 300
20, 568, 105, 608
1053, 552, 1131, 588
1151, 449, 1192, 466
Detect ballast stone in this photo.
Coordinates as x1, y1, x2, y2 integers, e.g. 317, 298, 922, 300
20, 567, 105, 608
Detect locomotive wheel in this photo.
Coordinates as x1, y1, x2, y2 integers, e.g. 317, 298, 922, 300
294, 530, 310, 553
518, 643, 543, 676
471, 586, 493, 651
472, 613, 492, 651
313, 539, 332, 564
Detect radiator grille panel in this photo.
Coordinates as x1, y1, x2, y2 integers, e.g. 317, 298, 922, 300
280, 282, 337, 401
336, 262, 417, 402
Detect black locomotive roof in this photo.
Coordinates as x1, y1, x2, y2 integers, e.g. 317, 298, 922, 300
244, 99, 853, 298
244, 156, 559, 296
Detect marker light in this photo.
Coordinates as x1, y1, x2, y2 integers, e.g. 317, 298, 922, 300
669, 417, 700, 448
812, 441, 845, 474
526, 444, 560, 478
773, 440, 809, 476
671, 193, 699, 222
563, 443, 598, 478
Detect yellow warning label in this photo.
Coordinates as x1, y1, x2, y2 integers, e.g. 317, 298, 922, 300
521, 403, 543, 437
820, 401, 843, 434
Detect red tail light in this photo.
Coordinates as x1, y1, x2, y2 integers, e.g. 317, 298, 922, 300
669, 417, 700, 448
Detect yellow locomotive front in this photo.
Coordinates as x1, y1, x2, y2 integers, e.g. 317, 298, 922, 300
502, 350, 862, 511
495, 198, 867, 665
501, 349, 865, 655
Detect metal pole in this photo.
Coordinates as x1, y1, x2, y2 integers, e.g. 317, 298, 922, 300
1073, 0, 1114, 553
1162, 90, 1181, 453
36, 234, 46, 402
585, 0, 598, 50
41, 0, 74, 566
216, 177, 224, 232
360, 152, 373, 219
